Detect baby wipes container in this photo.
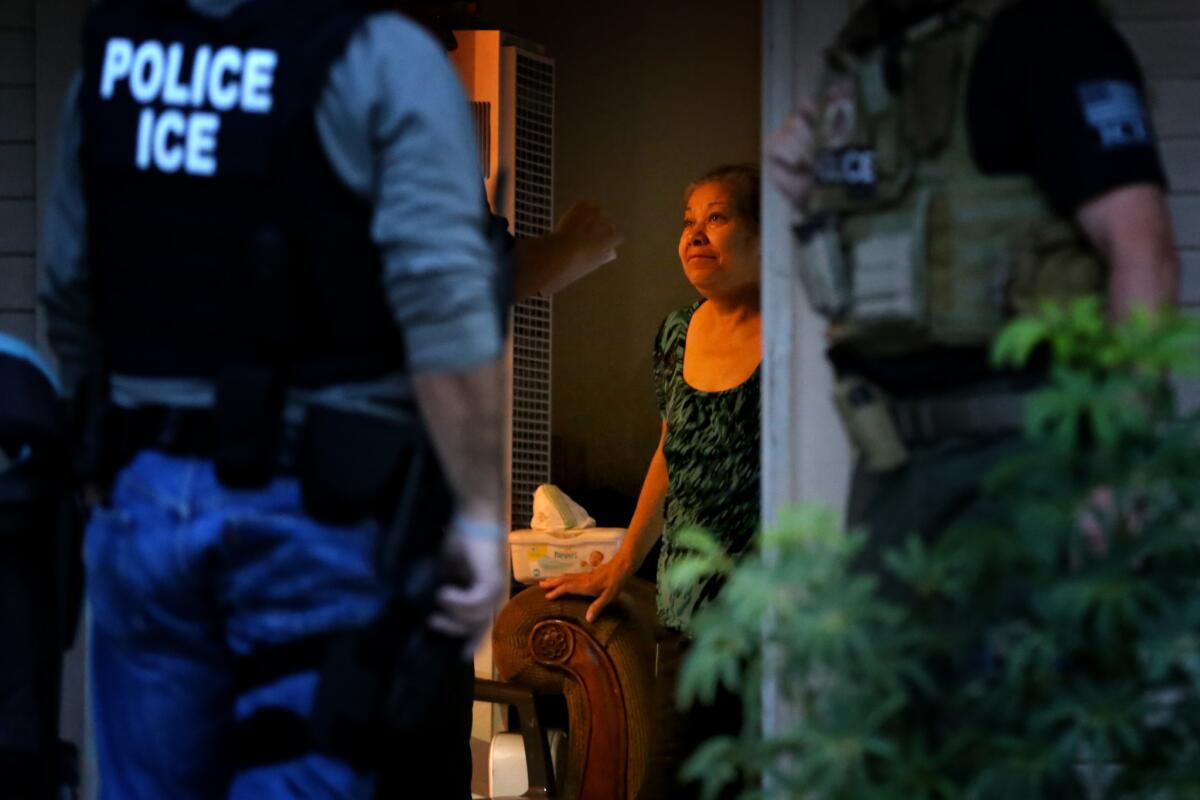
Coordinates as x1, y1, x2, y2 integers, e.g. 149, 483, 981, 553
508, 528, 626, 584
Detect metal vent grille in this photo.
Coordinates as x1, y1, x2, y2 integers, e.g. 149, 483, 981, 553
469, 101, 491, 179
510, 50, 554, 529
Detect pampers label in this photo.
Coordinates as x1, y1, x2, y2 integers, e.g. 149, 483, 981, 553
99, 37, 278, 177
524, 544, 609, 579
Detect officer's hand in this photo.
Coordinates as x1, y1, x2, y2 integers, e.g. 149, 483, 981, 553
767, 104, 818, 211
428, 519, 507, 659
539, 558, 631, 624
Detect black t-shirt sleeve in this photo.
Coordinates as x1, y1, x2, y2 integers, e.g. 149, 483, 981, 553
966, 0, 1167, 213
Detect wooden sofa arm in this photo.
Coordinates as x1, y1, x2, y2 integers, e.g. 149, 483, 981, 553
492, 579, 658, 800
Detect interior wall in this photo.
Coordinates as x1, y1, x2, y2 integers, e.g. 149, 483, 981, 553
481, 0, 763, 518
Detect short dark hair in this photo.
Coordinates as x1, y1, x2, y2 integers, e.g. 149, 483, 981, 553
683, 164, 761, 233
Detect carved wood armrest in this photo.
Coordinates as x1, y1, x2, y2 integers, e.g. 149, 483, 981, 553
492, 581, 657, 800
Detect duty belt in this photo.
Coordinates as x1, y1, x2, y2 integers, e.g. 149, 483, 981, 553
891, 390, 1027, 444
110, 405, 297, 472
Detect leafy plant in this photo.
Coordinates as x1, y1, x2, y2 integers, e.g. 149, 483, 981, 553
670, 300, 1200, 799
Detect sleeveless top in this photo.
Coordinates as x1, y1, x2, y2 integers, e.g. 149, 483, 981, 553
653, 301, 761, 632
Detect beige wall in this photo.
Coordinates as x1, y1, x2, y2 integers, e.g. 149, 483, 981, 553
484, 0, 763, 509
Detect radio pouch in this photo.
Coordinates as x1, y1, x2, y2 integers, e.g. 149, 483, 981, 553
215, 366, 283, 488
309, 421, 461, 758
833, 377, 910, 472
795, 213, 852, 319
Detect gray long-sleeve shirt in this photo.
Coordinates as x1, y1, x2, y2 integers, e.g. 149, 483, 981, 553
41, 0, 500, 416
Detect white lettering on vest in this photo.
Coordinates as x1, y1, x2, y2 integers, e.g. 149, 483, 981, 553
100, 37, 278, 177
130, 40, 166, 104
186, 113, 220, 176
208, 46, 242, 112
842, 150, 876, 185
241, 49, 277, 114
100, 38, 134, 99
152, 109, 186, 172
815, 147, 877, 187
136, 108, 154, 170
190, 46, 212, 107
162, 43, 191, 106
135, 109, 222, 176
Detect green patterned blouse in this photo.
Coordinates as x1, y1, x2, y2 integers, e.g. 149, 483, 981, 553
653, 301, 761, 632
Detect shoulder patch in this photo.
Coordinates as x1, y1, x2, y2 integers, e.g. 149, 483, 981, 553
1078, 79, 1151, 150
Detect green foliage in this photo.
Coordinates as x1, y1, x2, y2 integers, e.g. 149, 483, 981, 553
671, 299, 1200, 799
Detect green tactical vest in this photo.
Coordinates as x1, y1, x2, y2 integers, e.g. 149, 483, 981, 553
802, 0, 1106, 356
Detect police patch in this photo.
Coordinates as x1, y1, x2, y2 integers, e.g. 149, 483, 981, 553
1078, 80, 1151, 150
814, 147, 877, 188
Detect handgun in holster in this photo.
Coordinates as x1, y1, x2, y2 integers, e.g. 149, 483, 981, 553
305, 410, 469, 764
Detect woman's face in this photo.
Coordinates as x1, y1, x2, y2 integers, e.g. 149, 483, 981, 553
677, 181, 761, 300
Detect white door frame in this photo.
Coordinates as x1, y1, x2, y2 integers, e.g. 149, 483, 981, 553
759, 0, 854, 740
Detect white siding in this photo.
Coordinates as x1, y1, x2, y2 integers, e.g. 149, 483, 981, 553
0, 143, 35, 197
1116, 0, 1200, 17
1121, 21, 1200, 79
762, 0, 856, 749
762, 0, 854, 524
1118, 9, 1200, 314
14, 0, 94, 794
1182, 250, 1200, 305
0, 0, 35, 343
1150, 79, 1200, 139
1162, 140, 1200, 192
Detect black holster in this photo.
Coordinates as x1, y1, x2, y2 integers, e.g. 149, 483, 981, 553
305, 410, 465, 764
214, 366, 284, 489
295, 404, 416, 525
70, 371, 119, 492
218, 405, 468, 770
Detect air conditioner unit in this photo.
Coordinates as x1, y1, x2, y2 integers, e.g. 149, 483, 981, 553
450, 30, 554, 535
449, 30, 556, 786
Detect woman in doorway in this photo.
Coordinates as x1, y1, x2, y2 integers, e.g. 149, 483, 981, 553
541, 164, 761, 800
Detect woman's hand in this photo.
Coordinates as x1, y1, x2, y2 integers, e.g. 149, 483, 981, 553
541, 422, 667, 624
540, 557, 632, 624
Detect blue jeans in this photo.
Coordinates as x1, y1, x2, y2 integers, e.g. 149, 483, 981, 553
86, 451, 390, 799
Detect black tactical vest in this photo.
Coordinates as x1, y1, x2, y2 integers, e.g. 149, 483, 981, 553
79, 0, 406, 386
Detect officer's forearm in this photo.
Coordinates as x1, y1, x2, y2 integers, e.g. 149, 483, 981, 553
1077, 183, 1180, 319
412, 358, 505, 525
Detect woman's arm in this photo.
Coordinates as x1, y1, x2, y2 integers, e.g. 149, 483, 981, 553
541, 420, 668, 623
